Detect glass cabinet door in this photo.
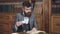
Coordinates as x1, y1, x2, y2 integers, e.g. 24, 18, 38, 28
52, 0, 60, 14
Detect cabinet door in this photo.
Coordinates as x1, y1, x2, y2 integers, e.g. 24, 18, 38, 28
0, 23, 12, 34
50, 0, 60, 34
51, 16, 60, 34
34, 2, 43, 30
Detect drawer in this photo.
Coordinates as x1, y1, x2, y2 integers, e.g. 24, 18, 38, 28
0, 16, 9, 22
51, 16, 60, 33
3, 31, 11, 34
0, 24, 11, 32
0, 31, 11, 34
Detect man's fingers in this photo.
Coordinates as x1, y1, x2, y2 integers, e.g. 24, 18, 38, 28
16, 21, 22, 26
31, 28, 37, 31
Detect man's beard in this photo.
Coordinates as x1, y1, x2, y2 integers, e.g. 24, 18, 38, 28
24, 12, 31, 17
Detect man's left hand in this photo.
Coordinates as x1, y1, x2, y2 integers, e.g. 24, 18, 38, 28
31, 28, 37, 32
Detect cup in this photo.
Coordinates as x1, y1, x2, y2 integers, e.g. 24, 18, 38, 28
22, 17, 29, 24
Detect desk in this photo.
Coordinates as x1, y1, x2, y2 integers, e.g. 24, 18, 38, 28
12, 31, 46, 34
26, 31, 46, 34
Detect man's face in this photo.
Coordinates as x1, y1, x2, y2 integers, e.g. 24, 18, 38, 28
23, 7, 32, 17
24, 7, 32, 13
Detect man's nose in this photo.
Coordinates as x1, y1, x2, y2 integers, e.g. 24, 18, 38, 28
28, 10, 31, 12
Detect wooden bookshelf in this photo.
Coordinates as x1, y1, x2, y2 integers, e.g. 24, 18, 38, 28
49, 0, 60, 34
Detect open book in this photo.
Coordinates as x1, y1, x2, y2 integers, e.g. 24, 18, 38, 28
26, 30, 46, 34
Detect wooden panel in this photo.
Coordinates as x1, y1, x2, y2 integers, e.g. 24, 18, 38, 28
0, 15, 9, 22
3, 32, 11, 34
0, 23, 12, 34
0, 13, 14, 34
43, 0, 49, 33
51, 16, 60, 33
34, 3, 43, 30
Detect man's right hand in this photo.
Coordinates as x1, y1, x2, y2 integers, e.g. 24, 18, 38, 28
16, 21, 23, 27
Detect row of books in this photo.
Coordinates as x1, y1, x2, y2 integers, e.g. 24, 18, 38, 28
52, 0, 60, 14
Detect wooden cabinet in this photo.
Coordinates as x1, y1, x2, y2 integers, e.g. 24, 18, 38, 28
51, 16, 60, 34
0, 23, 11, 34
0, 13, 15, 34
49, 0, 60, 34
34, 3, 43, 30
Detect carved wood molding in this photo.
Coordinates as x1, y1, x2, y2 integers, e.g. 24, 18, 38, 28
43, 0, 49, 33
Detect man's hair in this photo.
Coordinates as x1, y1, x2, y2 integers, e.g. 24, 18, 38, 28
31, 0, 36, 3
22, 1, 31, 7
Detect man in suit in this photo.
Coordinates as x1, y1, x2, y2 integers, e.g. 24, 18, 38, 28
13, 1, 39, 32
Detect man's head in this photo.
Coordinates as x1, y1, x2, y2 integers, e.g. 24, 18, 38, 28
22, 1, 32, 17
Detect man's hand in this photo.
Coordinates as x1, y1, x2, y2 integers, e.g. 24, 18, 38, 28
16, 21, 23, 27
31, 28, 37, 32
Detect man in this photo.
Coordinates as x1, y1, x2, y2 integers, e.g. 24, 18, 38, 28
13, 1, 38, 32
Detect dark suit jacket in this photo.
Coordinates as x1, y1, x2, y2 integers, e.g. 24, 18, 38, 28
13, 12, 38, 32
